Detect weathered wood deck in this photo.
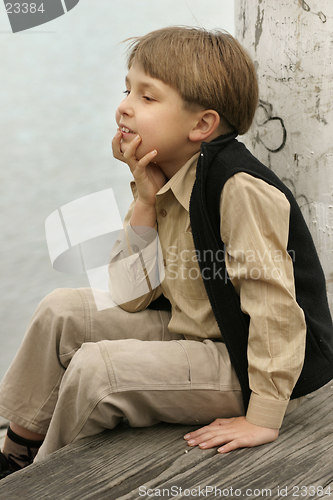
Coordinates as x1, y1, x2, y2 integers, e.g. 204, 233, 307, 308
0, 383, 332, 499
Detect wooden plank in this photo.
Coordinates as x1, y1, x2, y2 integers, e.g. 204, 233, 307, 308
119, 385, 333, 500
0, 384, 332, 499
0, 422, 200, 499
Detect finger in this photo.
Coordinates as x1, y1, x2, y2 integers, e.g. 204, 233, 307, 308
189, 428, 241, 450
136, 149, 158, 169
112, 129, 122, 149
185, 430, 219, 447
218, 438, 242, 454
184, 419, 231, 441
198, 434, 234, 450
111, 130, 124, 160
128, 151, 158, 180
184, 425, 211, 441
122, 134, 142, 161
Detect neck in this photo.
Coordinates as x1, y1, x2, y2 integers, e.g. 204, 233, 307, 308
158, 147, 201, 179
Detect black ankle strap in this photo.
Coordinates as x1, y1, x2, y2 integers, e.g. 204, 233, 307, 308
7, 427, 44, 448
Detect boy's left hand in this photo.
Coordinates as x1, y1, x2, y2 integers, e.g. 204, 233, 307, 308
184, 416, 279, 453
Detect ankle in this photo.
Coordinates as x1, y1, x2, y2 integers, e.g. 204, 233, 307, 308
6, 426, 44, 449
10, 422, 45, 441
2, 426, 44, 471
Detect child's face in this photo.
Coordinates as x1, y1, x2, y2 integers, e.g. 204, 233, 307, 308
115, 62, 202, 172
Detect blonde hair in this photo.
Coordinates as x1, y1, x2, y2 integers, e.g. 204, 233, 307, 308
126, 26, 258, 135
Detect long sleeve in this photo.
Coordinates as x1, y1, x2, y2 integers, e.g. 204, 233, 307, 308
108, 198, 164, 312
220, 172, 306, 428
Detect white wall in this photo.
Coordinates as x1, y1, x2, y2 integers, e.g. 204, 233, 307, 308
235, 0, 333, 311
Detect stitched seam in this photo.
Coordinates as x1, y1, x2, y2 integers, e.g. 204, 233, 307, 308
31, 369, 64, 428
174, 341, 192, 386
76, 288, 92, 343
158, 310, 164, 341
158, 309, 168, 341
97, 341, 118, 391
67, 387, 115, 444
66, 342, 118, 443
114, 384, 192, 391
0, 405, 48, 433
59, 348, 78, 358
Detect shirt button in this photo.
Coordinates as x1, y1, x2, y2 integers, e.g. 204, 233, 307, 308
160, 209, 167, 217
175, 305, 181, 313
163, 259, 167, 267
131, 245, 139, 253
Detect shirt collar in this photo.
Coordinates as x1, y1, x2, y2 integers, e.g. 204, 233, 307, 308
130, 152, 200, 212
156, 152, 200, 211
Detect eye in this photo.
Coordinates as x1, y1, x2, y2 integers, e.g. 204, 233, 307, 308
143, 95, 154, 102
123, 90, 130, 96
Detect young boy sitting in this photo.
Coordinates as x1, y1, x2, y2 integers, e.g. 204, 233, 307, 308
1, 26, 333, 478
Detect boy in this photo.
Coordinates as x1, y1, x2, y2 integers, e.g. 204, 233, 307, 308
0, 26, 333, 478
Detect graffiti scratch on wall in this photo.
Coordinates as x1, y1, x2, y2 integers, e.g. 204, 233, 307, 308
298, 0, 327, 22
254, 100, 287, 168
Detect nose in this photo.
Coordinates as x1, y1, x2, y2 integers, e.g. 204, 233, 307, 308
117, 95, 133, 118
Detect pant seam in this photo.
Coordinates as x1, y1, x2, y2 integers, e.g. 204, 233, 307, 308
0, 405, 48, 434
97, 341, 118, 390
158, 310, 170, 341
30, 369, 64, 429
76, 288, 92, 343
66, 337, 142, 443
33, 290, 89, 429
174, 340, 191, 385
65, 340, 118, 444
66, 387, 115, 444
114, 384, 193, 391
59, 348, 78, 359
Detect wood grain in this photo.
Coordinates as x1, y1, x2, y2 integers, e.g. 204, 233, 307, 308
0, 384, 332, 499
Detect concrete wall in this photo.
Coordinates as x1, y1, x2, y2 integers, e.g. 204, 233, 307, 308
235, 0, 333, 311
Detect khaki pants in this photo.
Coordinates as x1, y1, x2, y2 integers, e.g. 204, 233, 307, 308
0, 288, 245, 461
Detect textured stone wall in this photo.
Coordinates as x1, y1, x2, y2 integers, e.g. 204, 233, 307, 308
235, 0, 333, 310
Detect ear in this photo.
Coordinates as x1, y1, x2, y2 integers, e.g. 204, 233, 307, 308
189, 110, 221, 142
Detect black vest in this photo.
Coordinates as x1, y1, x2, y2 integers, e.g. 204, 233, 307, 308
190, 133, 333, 410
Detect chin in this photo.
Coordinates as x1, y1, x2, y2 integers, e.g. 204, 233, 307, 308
134, 145, 150, 161
119, 141, 130, 155
120, 138, 152, 161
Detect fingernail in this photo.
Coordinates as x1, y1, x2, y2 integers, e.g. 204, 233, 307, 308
151, 150, 157, 155
199, 442, 207, 448
218, 447, 224, 453
188, 439, 195, 445
134, 135, 141, 141
184, 434, 190, 440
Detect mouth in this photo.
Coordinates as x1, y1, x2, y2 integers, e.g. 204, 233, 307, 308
120, 125, 135, 134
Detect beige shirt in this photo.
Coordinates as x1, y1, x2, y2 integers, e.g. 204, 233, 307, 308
109, 153, 306, 429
